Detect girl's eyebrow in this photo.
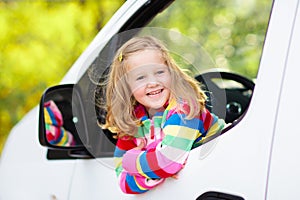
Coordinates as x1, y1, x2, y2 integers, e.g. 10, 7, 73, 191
128, 70, 145, 79
127, 63, 168, 73
133, 72, 144, 76
156, 65, 168, 69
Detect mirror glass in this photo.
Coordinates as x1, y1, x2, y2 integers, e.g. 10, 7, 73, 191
39, 84, 86, 148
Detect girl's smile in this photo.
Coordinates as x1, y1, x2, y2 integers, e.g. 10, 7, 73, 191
147, 88, 163, 96
126, 49, 171, 116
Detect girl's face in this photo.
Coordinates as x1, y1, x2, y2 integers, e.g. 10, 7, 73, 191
126, 49, 171, 115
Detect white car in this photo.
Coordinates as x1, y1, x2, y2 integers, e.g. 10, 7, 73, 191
1, 0, 299, 199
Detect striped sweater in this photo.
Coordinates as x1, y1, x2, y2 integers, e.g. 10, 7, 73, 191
114, 99, 225, 194
44, 100, 74, 146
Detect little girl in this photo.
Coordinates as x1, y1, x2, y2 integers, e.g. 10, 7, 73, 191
101, 36, 225, 194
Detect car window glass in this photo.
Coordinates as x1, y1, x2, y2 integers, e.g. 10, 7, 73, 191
147, 0, 273, 80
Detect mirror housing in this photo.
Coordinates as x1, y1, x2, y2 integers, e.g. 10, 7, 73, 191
38, 84, 88, 151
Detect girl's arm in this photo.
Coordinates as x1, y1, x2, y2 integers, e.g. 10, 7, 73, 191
192, 108, 225, 148
116, 108, 225, 194
122, 108, 225, 174
44, 100, 75, 146
114, 137, 164, 194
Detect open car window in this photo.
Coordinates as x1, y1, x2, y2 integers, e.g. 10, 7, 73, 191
48, 0, 273, 159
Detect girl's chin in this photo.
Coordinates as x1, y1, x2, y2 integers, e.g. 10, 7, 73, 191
142, 93, 170, 111
146, 101, 168, 112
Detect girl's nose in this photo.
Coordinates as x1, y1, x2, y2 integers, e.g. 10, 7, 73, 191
146, 75, 159, 87
147, 81, 159, 88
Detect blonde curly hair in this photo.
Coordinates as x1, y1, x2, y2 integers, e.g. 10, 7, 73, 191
100, 36, 207, 137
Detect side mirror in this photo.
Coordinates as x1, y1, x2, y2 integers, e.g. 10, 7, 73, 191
38, 84, 87, 150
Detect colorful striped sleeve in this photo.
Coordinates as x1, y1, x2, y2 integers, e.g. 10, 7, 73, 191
115, 104, 225, 194
192, 108, 225, 148
114, 138, 164, 194
116, 113, 199, 193
44, 100, 75, 146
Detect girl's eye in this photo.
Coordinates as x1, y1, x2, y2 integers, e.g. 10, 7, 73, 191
136, 75, 145, 81
156, 70, 165, 74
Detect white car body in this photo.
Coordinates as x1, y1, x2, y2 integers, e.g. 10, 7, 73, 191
1, 0, 300, 199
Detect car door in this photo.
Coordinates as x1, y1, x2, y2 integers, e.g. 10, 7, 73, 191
266, 1, 300, 198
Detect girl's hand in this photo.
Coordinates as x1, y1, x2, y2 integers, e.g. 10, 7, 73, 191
170, 161, 186, 179
134, 139, 146, 150
170, 174, 179, 179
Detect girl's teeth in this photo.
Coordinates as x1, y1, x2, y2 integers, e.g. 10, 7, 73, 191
149, 90, 161, 95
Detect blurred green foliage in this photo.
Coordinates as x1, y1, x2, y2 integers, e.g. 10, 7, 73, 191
0, 0, 124, 154
148, 0, 273, 79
